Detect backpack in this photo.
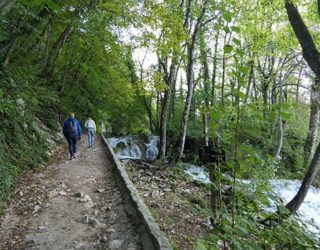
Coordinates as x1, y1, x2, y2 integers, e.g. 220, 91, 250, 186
67, 119, 78, 137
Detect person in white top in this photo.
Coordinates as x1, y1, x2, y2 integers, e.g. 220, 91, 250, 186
85, 117, 96, 147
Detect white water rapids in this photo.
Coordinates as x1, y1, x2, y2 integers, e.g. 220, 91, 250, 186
185, 165, 320, 237
107, 135, 159, 161
106, 136, 320, 237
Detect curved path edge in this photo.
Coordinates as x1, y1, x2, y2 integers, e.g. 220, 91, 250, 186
102, 134, 173, 250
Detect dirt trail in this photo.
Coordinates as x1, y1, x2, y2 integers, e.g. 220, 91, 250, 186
0, 138, 141, 250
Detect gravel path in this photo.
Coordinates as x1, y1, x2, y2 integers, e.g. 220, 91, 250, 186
0, 137, 141, 250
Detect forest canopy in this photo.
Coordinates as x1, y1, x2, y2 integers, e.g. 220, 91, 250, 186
1, 0, 320, 248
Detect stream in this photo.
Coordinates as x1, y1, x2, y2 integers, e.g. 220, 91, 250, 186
107, 136, 320, 237
107, 135, 158, 161
185, 165, 320, 237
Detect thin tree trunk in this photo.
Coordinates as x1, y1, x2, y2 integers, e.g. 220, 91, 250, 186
158, 59, 176, 161
252, 70, 258, 103
244, 58, 254, 105
170, 72, 177, 122
43, 25, 73, 74
200, 30, 210, 145
2, 39, 15, 67
156, 91, 160, 132
174, 0, 208, 162
211, 18, 221, 105
275, 79, 284, 161
296, 68, 303, 103
303, 81, 320, 165
192, 92, 196, 129
221, 36, 226, 106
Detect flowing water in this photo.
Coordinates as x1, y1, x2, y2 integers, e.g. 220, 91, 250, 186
107, 135, 159, 161
106, 136, 320, 237
185, 165, 320, 237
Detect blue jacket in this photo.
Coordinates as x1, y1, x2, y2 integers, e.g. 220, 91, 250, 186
63, 118, 82, 138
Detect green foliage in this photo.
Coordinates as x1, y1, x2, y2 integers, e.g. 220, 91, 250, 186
0, 0, 148, 203
0, 69, 52, 201
197, 198, 319, 249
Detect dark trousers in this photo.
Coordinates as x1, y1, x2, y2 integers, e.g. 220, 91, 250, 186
67, 136, 78, 157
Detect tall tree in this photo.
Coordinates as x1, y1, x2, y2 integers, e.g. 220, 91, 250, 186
285, 0, 320, 213
174, 0, 209, 162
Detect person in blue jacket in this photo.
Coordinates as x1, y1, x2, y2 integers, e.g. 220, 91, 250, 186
63, 112, 82, 160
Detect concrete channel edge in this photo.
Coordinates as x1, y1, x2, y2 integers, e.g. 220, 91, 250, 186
102, 135, 173, 250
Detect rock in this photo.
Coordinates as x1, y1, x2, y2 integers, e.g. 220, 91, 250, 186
194, 204, 201, 210
35, 173, 45, 179
59, 191, 67, 196
19, 191, 23, 196
47, 190, 59, 199
127, 243, 137, 250
89, 217, 106, 228
38, 226, 47, 231
202, 217, 213, 230
74, 242, 86, 249
107, 228, 116, 233
33, 205, 41, 213
93, 210, 99, 216
74, 192, 84, 198
109, 212, 117, 221
109, 240, 124, 249
181, 189, 191, 195
79, 195, 94, 207
95, 189, 105, 193
100, 235, 108, 243
150, 190, 160, 199
24, 235, 35, 245
85, 200, 94, 208
83, 214, 90, 224
79, 195, 91, 203
101, 205, 112, 211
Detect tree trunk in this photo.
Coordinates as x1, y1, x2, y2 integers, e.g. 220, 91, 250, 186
174, 0, 208, 162
200, 30, 210, 145
285, 0, 320, 213
170, 72, 177, 122
221, 40, 226, 106
296, 67, 303, 103
262, 77, 269, 116
156, 91, 160, 132
303, 81, 320, 165
286, 142, 320, 213
285, 1, 320, 80
244, 58, 254, 105
2, 39, 15, 67
275, 79, 284, 161
43, 25, 73, 75
211, 18, 221, 105
158, 60, 176, 161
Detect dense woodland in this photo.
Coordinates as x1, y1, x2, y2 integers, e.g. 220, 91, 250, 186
1, 0, 320, 248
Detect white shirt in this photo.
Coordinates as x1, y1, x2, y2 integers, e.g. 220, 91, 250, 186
85, 119, 96, 131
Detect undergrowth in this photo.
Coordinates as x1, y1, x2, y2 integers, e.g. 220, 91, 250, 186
0, 67, 59, 208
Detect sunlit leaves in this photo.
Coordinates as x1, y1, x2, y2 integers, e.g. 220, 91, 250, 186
224, 44, 233, 54
222, 12, 233, 22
